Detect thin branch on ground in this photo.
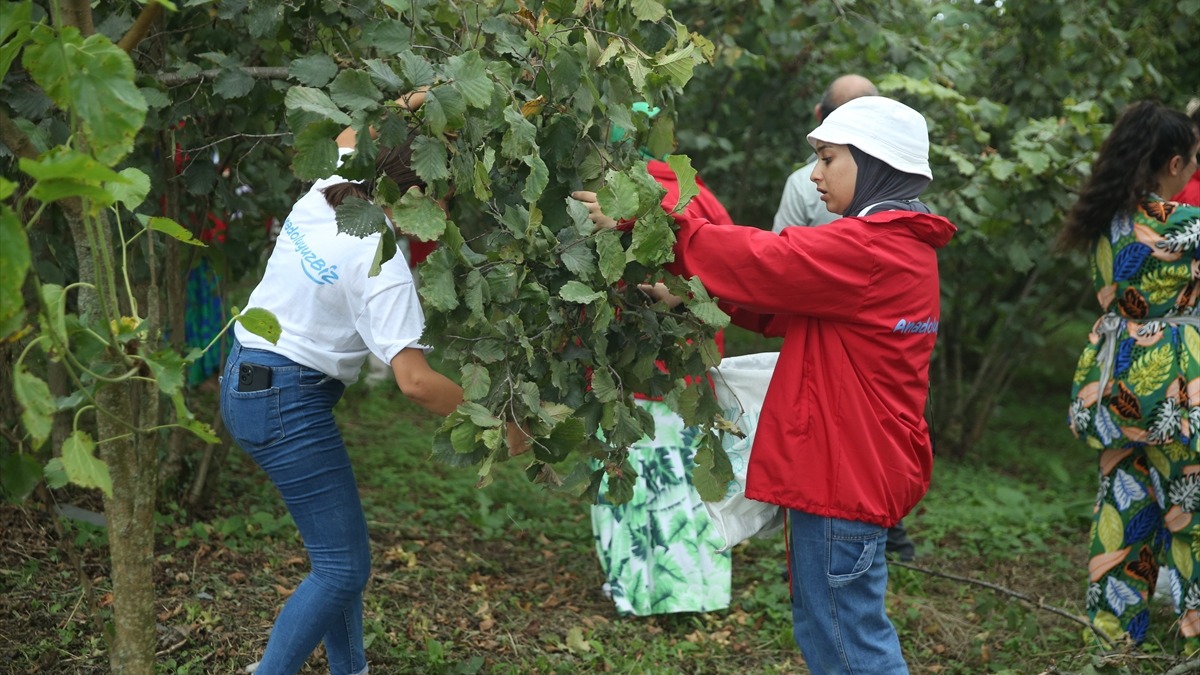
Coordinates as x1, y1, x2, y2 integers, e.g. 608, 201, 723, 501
890, 560, 1117, 647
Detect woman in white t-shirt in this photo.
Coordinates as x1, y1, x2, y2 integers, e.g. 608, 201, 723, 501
221, 96, 510, 675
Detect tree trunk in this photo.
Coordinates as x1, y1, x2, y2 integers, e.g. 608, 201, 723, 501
97, 382, 158, 675
67, 203, 159, 675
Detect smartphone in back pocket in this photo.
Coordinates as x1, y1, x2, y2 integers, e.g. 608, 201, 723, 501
237, 363, 272, 392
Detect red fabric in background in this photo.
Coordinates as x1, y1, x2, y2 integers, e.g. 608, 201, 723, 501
407, 238, 439, 266
1175, 171, 1200, 206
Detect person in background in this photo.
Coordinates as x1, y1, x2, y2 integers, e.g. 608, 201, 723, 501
1173, 98, 1200, 205
1061, 100, 1200, 651
589, 103, 733, 616
575, 95, 956, 673
772, 74, 877, 232
772, 73, 918, 564
222, 91, 525, 675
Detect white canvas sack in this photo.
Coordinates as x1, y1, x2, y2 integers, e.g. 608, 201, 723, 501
706, 352, 784, 552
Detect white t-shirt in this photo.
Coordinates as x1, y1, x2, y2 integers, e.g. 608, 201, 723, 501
234, 153, 428, 384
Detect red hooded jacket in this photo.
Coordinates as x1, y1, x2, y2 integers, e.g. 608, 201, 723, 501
663, 205, 957, 527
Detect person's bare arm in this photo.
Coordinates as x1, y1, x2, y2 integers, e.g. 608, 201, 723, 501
391, 347, 530, 455
391, 347, 463, 417
336, 89, 429, 150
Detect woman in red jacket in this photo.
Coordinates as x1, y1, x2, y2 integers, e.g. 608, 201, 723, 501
574, 96, 956, 674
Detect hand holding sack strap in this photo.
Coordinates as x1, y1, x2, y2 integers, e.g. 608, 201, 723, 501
706, 352, 784, 552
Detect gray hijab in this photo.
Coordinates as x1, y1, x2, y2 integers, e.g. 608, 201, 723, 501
845, 145, 933, 216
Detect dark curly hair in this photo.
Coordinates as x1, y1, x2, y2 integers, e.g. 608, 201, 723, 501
322, 129, 426, 209
1058, 101, 1197, 251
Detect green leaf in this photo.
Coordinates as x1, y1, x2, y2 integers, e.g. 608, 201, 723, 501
594, 229, 626, 285
0, 451, 41, 502
457, 401, 503, 427
290, 54, 338, 87
0, 0, 32, 82
691, 439, 733, 502
501, 106, 537, 159
655, 43, 696, 90
596, 172, 640, 221
411, 135, 450, 182
284, 86, 352, 125
236, 307, 281, 345
38, 283, 67, 349
363, 58, 403, 92
61, 431, 112, 497
14, 365, 55, 450
559, 280, 605, 304
43, 457, 67, 489
24, 25, 146, 165
214, 67, 256, 99
369, 227, 398, 278
20, 148, 124, 208
665, 154, 698, 213
330, 69, 383, 112
335, 196, 388, 238
148, 216, 205, 246
0, 205, 31, 340
591, 368, 619, 403
688, 300, 730, 328
146, 348, 186, 397
364, 19, 411, 54
560, 232, 596, 277
445, 51, 492, 108
291, 120, 341, 181
110, 168, 150, 209
630, 0, 667, 21
461, 363, 491, 401
629, 210, 676, 266
392, 188, 448, 241
398, 50, 435, 88
418, 249, 460, 311
522, 153, 549, 203
622, 55, 650, 93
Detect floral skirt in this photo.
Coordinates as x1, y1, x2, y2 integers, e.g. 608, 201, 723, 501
591, 400, 732, 616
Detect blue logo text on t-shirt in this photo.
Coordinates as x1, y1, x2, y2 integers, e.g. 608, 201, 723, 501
282, 218, 340, 285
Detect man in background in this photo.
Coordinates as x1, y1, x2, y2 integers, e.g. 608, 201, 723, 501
772, 74, 878, 232
772, 74, 919, 563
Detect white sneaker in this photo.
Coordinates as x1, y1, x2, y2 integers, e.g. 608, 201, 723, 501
243, 661, 259, 674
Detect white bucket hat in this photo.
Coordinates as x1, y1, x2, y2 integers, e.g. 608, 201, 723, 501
806, 96, 932, 179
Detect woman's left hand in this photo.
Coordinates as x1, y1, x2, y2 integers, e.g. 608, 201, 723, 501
570, 191, 619, 231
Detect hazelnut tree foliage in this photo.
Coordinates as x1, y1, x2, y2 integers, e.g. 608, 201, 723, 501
290, 3, 736, 504
2, 0, 736, 512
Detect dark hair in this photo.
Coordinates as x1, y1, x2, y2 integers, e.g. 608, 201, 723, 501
322, 130, 427, 209
1059, 101, 1197, 251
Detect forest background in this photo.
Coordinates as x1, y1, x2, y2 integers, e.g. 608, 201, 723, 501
1, 0, 1198, 673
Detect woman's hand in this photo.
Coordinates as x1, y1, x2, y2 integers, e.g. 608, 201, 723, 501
570, 191, 619, 230
638, 282, 683, 308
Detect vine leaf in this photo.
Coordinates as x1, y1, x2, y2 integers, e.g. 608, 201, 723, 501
61, 431, 112, 497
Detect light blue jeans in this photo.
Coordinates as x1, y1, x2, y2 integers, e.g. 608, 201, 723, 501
221, 338, 370, 675
788, 509, 908, 674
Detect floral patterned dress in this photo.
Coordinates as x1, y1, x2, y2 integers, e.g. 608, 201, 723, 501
1069, 196, 1200, 645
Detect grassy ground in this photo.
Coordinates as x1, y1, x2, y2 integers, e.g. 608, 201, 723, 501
2, 327, 1199, 673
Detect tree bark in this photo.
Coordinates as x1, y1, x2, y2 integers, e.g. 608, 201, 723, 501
97, 382, 157, 675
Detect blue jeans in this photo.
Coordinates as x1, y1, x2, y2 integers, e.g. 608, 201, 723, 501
788, 509, 908, 674
221, 338, 370, 675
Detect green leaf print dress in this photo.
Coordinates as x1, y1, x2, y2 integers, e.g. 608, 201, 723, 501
1068, 197, 1200, 645
591, 400, 732, 616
